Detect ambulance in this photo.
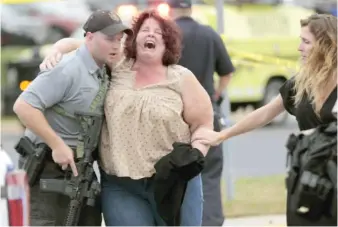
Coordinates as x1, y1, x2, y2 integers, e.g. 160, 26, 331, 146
190, 2, 314, 124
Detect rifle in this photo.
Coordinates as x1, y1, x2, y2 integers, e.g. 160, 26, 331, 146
14, 137, 48, 186
40, 112, 103, 226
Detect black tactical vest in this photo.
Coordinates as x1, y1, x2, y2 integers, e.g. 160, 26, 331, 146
285, 121, 337, 222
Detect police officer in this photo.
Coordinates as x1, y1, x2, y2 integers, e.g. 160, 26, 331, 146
166, 0, 235, 225
13, 10, 132, 226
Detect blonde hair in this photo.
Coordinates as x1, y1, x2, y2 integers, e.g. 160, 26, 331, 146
294, 14, 337, 115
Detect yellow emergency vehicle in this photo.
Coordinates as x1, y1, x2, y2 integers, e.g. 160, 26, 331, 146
190, 1, 314, 123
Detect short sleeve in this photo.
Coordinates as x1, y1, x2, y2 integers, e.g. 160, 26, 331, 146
279, 78, 296, 115
19, 70, 73, 111
212, 29, 235, 76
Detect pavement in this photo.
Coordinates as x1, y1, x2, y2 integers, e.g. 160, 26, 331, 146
100, 215, 287, 226
223, 215, 286, 226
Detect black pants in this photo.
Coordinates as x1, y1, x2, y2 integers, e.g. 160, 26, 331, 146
201, 116, 224, 226
19, 157, 102, 226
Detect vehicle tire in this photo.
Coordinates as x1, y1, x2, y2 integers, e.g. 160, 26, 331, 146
261, 79, 288, 126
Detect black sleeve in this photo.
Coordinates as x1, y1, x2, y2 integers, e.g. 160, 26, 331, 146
279, 78, 296, 115
212, 30, 235, 77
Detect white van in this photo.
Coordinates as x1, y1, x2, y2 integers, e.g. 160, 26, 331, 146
0, 148, 29, 226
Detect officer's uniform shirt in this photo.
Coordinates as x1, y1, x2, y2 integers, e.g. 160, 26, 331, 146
175, 17, 235, 98
19, 44, 104, 147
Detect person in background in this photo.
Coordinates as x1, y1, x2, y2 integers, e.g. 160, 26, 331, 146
194, 13, 337, 226
39, 9, 214, 226
166, 0, 235, 225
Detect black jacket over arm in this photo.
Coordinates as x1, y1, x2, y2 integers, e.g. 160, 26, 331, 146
153, 142, 205, 226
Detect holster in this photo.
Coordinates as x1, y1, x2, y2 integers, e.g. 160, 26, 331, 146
14, 137, 49, 186
285, 134, 302, 194
212, 100, 224, 131
286, 169, 299, 194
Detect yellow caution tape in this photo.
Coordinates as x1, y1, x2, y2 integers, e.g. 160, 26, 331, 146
220, 35, 299, 69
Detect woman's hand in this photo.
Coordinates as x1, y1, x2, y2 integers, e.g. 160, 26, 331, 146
39, 49, 63, 71
192, 127, 229, 146
39, 38, 83, 71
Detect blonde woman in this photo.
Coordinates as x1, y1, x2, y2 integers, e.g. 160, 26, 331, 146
194, 14, 337, 226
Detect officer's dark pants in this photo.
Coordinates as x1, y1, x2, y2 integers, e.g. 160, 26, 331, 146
19, 157, 102, 226
201, 116, 224, 226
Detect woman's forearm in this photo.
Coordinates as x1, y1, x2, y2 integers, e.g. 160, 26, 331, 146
52, 38, 83, 54
224, 108, 271, 139
221, 97, 285, 140
191, 125, 212, 156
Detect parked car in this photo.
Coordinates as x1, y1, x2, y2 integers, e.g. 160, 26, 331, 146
1, 3, 49, 46
5, 0, 92, 43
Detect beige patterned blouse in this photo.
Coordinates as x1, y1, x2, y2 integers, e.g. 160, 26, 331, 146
99, 58, 192, 179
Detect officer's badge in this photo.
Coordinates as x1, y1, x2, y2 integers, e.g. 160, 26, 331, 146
109, 12, 120, 22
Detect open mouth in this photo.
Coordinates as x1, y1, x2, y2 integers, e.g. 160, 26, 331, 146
144, 40, 156, 49
109, 53, 117, 57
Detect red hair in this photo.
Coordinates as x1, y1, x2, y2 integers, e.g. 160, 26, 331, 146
124, 9, 182, 66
